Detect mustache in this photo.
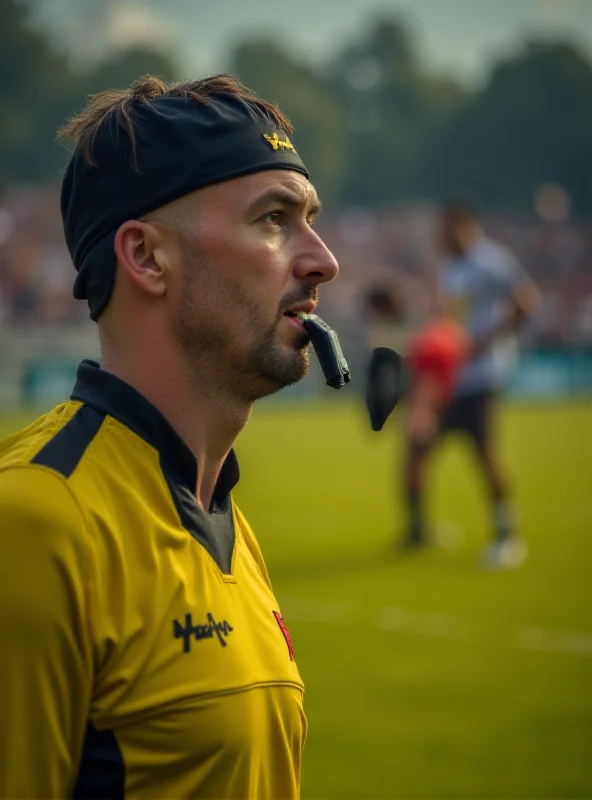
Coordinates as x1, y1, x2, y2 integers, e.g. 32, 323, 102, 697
277, 287, 319, 319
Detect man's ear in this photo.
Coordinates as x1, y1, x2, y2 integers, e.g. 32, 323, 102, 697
113, 220, 172, 298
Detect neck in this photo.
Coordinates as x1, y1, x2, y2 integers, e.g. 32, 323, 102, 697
460, 227, 483, 254
100, 345, 251, 511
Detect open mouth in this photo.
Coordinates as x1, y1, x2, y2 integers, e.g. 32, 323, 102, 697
282, 310, 308, 332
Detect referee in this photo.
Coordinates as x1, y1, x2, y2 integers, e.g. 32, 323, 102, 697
0, 75, 338, 798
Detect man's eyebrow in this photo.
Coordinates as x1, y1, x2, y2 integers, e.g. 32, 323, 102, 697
250, 189, 323, 218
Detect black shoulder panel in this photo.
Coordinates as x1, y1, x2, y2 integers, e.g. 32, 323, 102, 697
31, 405, 106, 478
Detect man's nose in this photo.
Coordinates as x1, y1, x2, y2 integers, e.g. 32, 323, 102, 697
292, 228, 339, 285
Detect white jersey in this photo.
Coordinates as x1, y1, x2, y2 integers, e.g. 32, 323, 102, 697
441, 237, 528, 396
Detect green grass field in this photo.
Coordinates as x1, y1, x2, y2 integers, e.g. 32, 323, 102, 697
2, 400, 591, 799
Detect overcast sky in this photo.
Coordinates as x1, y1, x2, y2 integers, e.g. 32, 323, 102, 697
31, 0, 592, 88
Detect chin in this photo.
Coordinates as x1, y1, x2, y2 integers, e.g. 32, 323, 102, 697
236, 326, 312, 402
242, 348, 310, 402
268, 348, 310, 391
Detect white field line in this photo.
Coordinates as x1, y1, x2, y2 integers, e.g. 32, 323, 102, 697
517, 626, 592, 657
379, 606, 466, 639
280, 596, 592, 658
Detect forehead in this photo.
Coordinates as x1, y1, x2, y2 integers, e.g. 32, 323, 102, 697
194, 169, 320, 215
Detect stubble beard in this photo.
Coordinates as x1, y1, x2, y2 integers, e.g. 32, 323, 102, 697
173, 253, 312, 404
243, 325, 311, 401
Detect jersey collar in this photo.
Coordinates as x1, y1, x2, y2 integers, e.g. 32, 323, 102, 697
71, 360, 240, 506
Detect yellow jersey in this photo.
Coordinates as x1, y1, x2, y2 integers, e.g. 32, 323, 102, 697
0, 360, 306, 799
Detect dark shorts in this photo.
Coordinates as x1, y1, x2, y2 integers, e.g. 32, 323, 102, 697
437, 390, 496, 450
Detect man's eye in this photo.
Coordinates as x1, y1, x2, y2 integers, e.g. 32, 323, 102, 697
264, 210, 284, 225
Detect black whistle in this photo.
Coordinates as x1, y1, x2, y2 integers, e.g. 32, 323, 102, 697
365, 347, 407, 431
301, 313, 351, 390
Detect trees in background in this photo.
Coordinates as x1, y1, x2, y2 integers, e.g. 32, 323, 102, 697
0, 0, 75, 182
232, 17, 592, 214
2, 0, 591, 213
0, 0, 176, 183
323, 18, 465, 207
421, 40, 592, 214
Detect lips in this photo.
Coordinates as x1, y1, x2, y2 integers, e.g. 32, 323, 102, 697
283, 300, 316, 318
284, 314, 306, 331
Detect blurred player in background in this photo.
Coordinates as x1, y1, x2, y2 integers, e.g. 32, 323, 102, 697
403, 200, 540, 567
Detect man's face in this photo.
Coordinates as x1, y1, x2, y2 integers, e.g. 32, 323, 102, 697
440, 214, 462, 255
165, 170, 339, 401
439, 213, 478, 256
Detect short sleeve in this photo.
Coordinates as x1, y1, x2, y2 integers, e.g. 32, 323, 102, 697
0, 466, 93, 798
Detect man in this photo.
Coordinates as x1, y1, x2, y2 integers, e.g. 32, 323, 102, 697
403, 200, 539, 568
0, 74, 339, 798
404, 315, 470, 442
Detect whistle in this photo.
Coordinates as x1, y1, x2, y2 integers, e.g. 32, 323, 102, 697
365, 347, 406, 431
298, 313, 351, 390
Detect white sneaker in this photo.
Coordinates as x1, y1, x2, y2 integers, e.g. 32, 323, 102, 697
481, 538, 528, 570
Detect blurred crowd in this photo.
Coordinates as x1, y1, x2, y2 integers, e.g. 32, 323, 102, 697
0, 184, 87, 327
1, 183, 591, 349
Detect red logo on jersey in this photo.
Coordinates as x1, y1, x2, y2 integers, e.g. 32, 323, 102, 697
273, 611, 295, 661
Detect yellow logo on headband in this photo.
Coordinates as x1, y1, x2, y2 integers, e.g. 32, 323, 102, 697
263, 132, 296, 152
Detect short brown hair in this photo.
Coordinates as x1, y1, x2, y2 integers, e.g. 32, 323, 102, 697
58, 73, 293, 170
441, 197, 479, 222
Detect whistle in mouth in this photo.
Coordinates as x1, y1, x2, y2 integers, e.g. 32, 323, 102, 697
298, 313, 351, 390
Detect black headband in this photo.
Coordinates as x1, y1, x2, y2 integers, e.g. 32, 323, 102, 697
61, 92, 309, 320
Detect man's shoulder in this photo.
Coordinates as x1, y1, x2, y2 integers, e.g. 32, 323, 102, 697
0, 399, 151, 487
0, 460, 88, 567
0, 401, 83, 471
471, 237, 518, 276
0, 400, 88, 522
0, 401, 119, 568
0, 399, 113, 525
444, 239, 510, 276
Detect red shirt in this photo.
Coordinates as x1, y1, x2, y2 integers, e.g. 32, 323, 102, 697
407, 318, 470, 404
